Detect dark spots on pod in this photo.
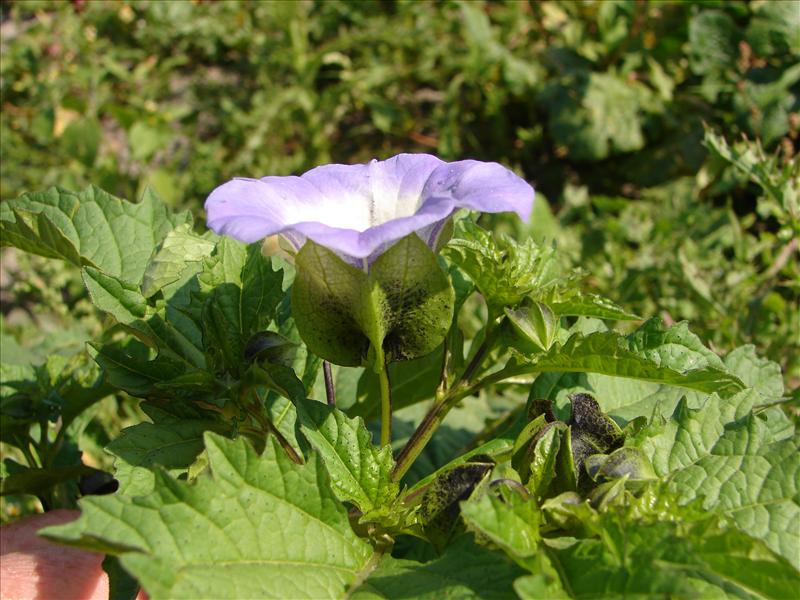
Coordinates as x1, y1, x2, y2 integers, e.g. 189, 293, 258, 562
417, 458, 494, 551
568, 393, 623, 450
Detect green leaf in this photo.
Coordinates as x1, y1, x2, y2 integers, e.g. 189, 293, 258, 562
747, 0, 800, 55
0, 186, 191, 283
513, 319, 745, 398
293, 235, 454, 366
524, 324, 779, 429
88, 340, 187, 398
85, 237, 284, 384
241, 362, 306, 404
351, 536, 521, 599
202, 245, 285, 375
446, 220, 559, 309
524, 422, 564, 500
102, 555, 140, 600
0, 353, 111, 439
1, 364, 39, 439
546, 292, 639, 321
460, 493, 567, 597
107, 406, 223, 496
632, 397, 800, 569
541, 72, 650, 161
43, 434, 374, 600
83, 267, 149, 321
297, 400, 398, 513
724, 344, 785, 400
688, 526, 800, 600
461, 490, 541, 568
448, 222, 636, 324
197, 236, 248, 291
83, 267, 206, 369
545, 505, 800, 599
704, 128, 799, 224
689, 10, 740, 75
263, 393, 304, 458
141, 224, 216, 298
513, 569, 569, 600
531, 371, 669, 424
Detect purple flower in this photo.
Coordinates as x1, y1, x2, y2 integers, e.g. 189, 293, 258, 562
205, 154, 534, 268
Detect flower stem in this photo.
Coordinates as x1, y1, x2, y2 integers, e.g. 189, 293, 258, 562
377, 361, 392, 448
369, 341, 393, 448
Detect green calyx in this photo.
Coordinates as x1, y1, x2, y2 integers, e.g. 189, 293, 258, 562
291, 234, 455, 367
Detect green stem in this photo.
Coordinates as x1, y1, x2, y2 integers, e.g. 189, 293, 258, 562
461, 335, 491, 383
436, 339, 450, 399
391, 381, 477, 482
38, 418, 50, 462
461, 305, 502, 382
392, 396, 447, 481
42, 424, 67, 468
377, 360, 392, 448
391, 312, 505, 482
19, 438, 42, 469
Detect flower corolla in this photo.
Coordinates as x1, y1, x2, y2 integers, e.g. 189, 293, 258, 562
205, 153, 533, 268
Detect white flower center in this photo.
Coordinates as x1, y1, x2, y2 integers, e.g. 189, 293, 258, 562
302, 165, 426, 232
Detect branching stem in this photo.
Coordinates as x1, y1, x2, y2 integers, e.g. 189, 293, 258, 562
391, 311, 504, 481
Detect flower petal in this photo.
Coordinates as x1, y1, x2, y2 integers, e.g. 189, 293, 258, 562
301, 154, 445, 230
365, 154, 446, 225
205, 158, 455, 264
205, 154, 534, 268
205, 176, 324, 243
299, 163, 373, 231
423, 160, 534, 221
289, 195, 455, 266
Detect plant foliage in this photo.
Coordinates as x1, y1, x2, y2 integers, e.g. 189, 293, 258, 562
1, 1, 798, 598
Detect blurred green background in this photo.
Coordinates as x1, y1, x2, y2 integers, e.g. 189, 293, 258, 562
1, 0, 798, 391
